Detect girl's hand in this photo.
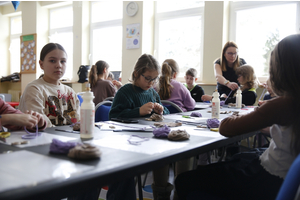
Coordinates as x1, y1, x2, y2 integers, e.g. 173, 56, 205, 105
153, 103, 163, 115
140, 102, 154, 116
221, 93, 227, 98
1, 113, 38, 128
227, 82, 239, 90
201, 95, 212, 102
112, 80, 123, 89
258, 100, 266, 106
25, 110, 46, 128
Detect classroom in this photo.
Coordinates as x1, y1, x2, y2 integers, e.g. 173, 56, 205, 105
0, 1, 300, 200
2, 1, 297, 100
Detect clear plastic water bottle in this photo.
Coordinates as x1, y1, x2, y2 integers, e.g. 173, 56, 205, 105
211, 89, 220, 119
80, 85, 95, 139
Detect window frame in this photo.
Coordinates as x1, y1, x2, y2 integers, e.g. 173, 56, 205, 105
229, 1, 300, 82
89, 1, 123, 67
154, 2, 205, 82
10, 15, 22, 74
49, 5, 74, 80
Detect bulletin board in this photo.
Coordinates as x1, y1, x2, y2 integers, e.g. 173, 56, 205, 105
20, 34, 37, 74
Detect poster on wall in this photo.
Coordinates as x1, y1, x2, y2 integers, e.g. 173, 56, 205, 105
20, 34, 37, 74
126, 23, 140, 49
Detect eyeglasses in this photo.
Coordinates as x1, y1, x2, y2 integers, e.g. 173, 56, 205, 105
141, 74, 158, 83
226, 52, 238, 56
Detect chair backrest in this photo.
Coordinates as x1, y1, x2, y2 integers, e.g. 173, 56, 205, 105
276, 153, 300, 200
77, 94, 83, 106
0, 93, 12, 102
103, 97, 114, 102
161, 100, 183, 114
95, 101, 113, 122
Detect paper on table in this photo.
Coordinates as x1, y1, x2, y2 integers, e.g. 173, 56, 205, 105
0, 150, 94, 193
98, 121, 153, 131
195, 102, 211, 109
0, 131, 75, 148
164, 114, 209, 124
90, 135, 188, 155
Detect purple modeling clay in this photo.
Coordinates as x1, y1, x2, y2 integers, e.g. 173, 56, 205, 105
191, 112, 202, 117
50, 138, 78, 154
220, 101, 225, 106
206, 118, 220, 128
153, 125, 170, 138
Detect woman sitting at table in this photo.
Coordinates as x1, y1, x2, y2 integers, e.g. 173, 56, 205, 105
0, 98, 46, 131
214, 41, 247, 96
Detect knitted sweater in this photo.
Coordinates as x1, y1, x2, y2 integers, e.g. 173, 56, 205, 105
19, 78, 80, 127
109, 83, 169, 119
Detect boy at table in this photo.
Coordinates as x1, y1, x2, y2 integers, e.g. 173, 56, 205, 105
0, 98, 46, 131
184, 68, 205, 102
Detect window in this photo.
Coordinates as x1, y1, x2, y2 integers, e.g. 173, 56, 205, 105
90, 2, 123, 71
154, 1, 204, 79
10, 16, 22, 74
230, 1, 300, 80
49, 6, 73, 80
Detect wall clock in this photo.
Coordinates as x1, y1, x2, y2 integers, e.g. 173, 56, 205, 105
126, 2, 138, 17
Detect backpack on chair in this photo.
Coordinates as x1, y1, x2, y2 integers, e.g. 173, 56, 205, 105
77, 65, 90, 83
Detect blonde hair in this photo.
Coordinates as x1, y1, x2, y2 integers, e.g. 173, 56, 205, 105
89, 60, 109, 89
158, 59, 179, 100
235, 64, 257, 90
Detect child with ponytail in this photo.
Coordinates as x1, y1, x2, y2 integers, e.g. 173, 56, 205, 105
89, 60, 122, 105
157, 59, 195, 112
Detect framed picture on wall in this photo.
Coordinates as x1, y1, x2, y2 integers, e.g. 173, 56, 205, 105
20, 33, 37, 74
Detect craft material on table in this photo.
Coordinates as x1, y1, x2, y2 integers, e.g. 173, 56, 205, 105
0, 131, 75, 148
99, 121, 153, 132
55, 129, 80, 134
90, 135, 188, 155
145, 113, 164, 121
0, 132, 10, 143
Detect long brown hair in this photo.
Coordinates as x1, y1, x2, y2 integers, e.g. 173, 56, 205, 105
219, 41, 240, 71
158, 59, 179, 100
269, 34, 300, 155
235, 65, 257, 90
89, 60, 109, 89
130, 54, 160, 85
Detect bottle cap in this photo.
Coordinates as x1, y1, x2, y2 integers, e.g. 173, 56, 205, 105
86, 83, 90, 91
